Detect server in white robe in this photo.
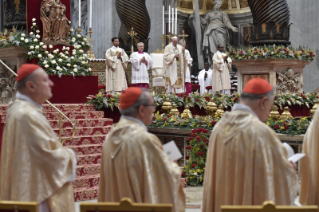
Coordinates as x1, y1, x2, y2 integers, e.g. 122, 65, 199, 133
198, 62, 213, 95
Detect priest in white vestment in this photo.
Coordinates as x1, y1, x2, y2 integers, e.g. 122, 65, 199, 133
130, 42, 153, 88
179, 40, 193, 94
212, 44, 231, 94
105, 37, 129, 92
198, 62, 213, 95
163, 37, 187, 94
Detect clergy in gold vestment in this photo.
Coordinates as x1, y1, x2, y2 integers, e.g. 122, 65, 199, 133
98, 87, 185, 212
163, 37, 187, 94
212, 44, 231, 94
105, 37, 129, 92
0, 64, 76, 212
300, 103, 319, 206
202, 78, 298, 212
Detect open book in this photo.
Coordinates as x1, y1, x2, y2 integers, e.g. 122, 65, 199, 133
283, 142, 305, 163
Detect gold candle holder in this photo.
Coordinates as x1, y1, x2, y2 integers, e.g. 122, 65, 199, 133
88, 27, 95, 59
77, 26, 82, 34
161, 34, 166, 52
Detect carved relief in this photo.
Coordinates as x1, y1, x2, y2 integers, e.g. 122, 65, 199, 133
276, 68, 301, 94
239, 0, 249, 8
243, 27, 251, 46
0, 63, 17, 103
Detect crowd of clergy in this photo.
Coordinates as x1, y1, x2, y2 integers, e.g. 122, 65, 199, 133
1, 39, 319, 212
104, 36, 231, 95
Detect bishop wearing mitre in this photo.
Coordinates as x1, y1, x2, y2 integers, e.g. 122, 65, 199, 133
105, 37, 129, 92
163, 37, 187, 94
0, 64, 76, 212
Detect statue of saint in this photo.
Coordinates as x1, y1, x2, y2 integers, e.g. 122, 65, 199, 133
201, 0, 238, 61
40, 0, 70, 45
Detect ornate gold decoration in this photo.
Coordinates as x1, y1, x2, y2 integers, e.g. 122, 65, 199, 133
310, 103, 317, 118
279, 106, 293, 120
170, 103, 180, 117
40, 0, 71, 45
181, 105, 193, 118
162, 98, 172, 114
14, 0, 20, 14
276, 68, 301, 94
269, 105, 280, 120
161, 34, 166, 52
216, 104, 225, 117
153, 49, 164, 54
179, 30, 189, 43
128, 27, 137, 54
205, 99, 217, 116
88, 28, 95, 59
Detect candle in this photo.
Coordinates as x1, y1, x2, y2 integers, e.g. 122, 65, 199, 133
162, 5, 164, 34
79, 0, 81, 27
168, 5, 171, 33
175, 7, 177, 34
172, 7, 174, 35
89, 0, 92, 28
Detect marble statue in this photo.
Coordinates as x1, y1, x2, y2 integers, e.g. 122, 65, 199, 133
201, 0, 238, 61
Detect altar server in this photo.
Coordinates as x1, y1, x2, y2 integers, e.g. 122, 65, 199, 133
98, 87, 185, 212
198, 62, 213, 95
0, 64, 76, 212
179, 39, 193, 94
202, 78, 298, 212
130, 42, 153, 88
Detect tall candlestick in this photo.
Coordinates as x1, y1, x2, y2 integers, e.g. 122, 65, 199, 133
176, 8, 178, 35
79, 0, 81, 27
162, 5, 165, 34
168, 5, 171, 33
89, 0, 92, 28
172, 7, 174, 35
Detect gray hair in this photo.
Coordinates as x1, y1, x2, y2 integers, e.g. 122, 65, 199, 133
240, 87, 275, 100
16, 71, 37, 91
179, 39, 185, 45
137, 42, 144, 47
172, 37, 178, 41
120, 88, 151, 116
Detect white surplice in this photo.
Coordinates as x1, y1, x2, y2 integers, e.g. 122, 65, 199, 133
212, 51, 231, 94
185, 49, 193, 83
130, 52, 153, 84
198, 69, 213, 95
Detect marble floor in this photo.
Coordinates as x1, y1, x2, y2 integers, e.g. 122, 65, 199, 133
75, 187, 203, 212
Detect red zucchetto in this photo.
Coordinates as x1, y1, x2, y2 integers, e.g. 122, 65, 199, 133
243, 78, 273, 94
119, 87, 142, 110
16, 64, 41, 82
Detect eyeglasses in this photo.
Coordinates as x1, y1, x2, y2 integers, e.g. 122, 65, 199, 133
143, 103, 156, 108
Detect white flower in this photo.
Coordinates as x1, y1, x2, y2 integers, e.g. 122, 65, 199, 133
66, 47, 70, 50
32, 18, 36, 22
36, 30, 40, 34
73, 68, 78, 72
30, 45, 34, 49
81, 42, 85, 45
89, 68, 92, 71
45, 51, 49, 54
36, 34, 40, 38
65, 51, 69, 54
70, 56, 74, 60
32, 23, 36, 26
48, 54, 54, 58
62, 46, 65, 50
33, 38, 38, 42
43, 45, 47, 49
38, 54, 42, 58
51, 60, 56, 64
79, 57, 83, 60
43, 60, 47, 64
45, 64, 49, 68
58, 59, 63, 62
39, 42, 44, 46
79, 49, 84, 53
83, 38, 87, 42
70, 28, 73, 32
73, 65, 77, 68
28, 52, 31, 55
35, 45, 39, 49
67, 63, 71, 67
193, 172, 198, 176
77, 34, 81, 38
20, 37, 24, 41
30, 32, 34, 35
49, 45, 53, 49
21, 33, 25, 37
83, 54, 87, 58
81, 61, 85, 64
56, 66, 61, 71
69, 21, 71, 24
53, 49, 59, 54
72, 51, 76, 55
25, 39, 29, 43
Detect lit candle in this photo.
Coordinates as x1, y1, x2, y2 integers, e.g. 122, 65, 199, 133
172, 7, 174, 35
79, 0, 81, 27
162, 5, 164, 34
168, 5, 171, 33
175, 7, 177, 34
89, 0, 92, 28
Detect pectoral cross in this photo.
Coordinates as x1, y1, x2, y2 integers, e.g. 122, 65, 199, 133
179, 29, 189, 43
128, 27, 137, 53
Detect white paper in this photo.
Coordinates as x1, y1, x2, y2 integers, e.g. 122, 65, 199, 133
289, 153, 306, 163
163, 140, 183, 161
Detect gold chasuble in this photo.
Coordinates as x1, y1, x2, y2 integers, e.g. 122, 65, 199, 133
163, 43, 187, 93
0, 99, 75, 212
202, 109, 298, 212
300, 108, 319, 206
98, 118, 185, 212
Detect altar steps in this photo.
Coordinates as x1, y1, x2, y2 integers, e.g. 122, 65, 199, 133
0, 103, 110, 202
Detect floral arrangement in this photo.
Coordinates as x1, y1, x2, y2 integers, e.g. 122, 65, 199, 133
228, 45, 315, 62
154, 92, 208, 108
182, 128, 210, 186
266, 117, 310, 136
87, 92, 120, 110
0, 26, 29, 48
274, 92, 316, 109
69, 28, 90, 50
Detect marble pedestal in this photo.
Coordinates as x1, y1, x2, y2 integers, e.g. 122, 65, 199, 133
233, 59, 310, 93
